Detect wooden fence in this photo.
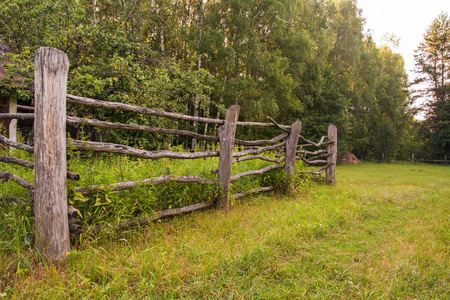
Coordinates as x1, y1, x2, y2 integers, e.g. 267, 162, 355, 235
411, 154, 448, 165
0, 47, 337, 262
380, 153, 448, 165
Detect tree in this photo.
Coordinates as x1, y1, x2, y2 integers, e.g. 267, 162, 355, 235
0, 0, 415, 156
0, 0, 213, 149
414, 12, 450, 158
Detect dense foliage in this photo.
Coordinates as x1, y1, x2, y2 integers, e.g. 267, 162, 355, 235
0, 0, 415, 159
414, 12, 450, 159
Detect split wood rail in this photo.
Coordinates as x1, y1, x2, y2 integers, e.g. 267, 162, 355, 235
296, 126, 338, 184
0, 47, 337, 262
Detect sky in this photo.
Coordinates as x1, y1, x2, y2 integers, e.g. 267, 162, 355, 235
357, 0, 449, 118
357, 0, 450, 82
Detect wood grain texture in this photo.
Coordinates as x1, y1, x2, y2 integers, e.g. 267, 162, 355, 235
298, 163, 331, 175
34, 47, 70, 263
232, 142, 286, 158
75, 174, 215, 195
67, 94, 287, 128
234, 155, 285, 164
266, 116, 290, 132
284, 121, 302, 192
67, 94, 225, 125
298, 141, 334, 148
69, 139, 219, 159
231, 164, 284, 181
235, 133, 288, 146
326, 124, 337, 184
82, 201, 214, 235
0, 113, 35, 120
233, 186, 274, 199
217, 105, 240, 210
297, 149, 327, 155
298, 135, 326, 147
0, 171, 34, 190
66, 116, 219, 142
297, 157, 327, 165
0, 133, 34, 153
0, 155, 34, 168
0, 156, 79, 181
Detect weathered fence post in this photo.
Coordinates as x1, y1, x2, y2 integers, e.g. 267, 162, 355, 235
326, 124, 337, 184
412, 153, 415, 164
34, 47, 70, 262
217, 105, 240, 210
284, 121, 302, 193
445, 155, 447, 166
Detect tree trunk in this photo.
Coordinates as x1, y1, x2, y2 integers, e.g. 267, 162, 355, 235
191, 0, 205, 151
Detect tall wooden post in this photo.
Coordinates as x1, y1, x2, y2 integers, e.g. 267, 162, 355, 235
34, 47, 70, 262
284, 121, 302, 193
217, 105, 240, 210
326, 124, 337, 184
412, 153, 415, 164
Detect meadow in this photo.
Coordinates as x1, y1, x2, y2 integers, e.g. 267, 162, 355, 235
0, 162, 449, 299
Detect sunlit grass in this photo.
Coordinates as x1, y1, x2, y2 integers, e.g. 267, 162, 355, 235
1, 162, 450, 298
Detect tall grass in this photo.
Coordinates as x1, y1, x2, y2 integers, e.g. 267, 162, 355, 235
1, 161, 449, 299
65, 149, 289, 225
1, 146, 290, 249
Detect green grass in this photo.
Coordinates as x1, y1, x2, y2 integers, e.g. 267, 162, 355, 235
1, 162, 450, 299
1, 148, 288, 226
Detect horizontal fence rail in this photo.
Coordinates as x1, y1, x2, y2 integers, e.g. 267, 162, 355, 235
66, 94, 292, 130
0, 47, 338, 263
376, 153, 448, 165
75, 175, 216, 195
69, 139, 220, 159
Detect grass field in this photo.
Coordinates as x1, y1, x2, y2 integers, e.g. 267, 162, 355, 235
1, 162, 449, 299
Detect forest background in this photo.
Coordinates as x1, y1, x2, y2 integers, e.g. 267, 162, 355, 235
0, 0, 448, 160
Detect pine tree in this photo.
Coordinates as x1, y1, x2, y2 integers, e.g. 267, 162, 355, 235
414, 12, 450, 158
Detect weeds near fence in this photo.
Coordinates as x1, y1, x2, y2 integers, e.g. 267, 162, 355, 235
1, 163, 449, 298
0, 48, 336, 262
1, 143, 300, 249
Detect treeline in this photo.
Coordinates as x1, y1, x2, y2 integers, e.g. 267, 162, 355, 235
0, 0, 415, 160
413, 13, 450, 160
